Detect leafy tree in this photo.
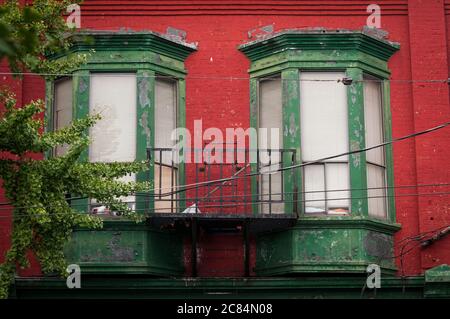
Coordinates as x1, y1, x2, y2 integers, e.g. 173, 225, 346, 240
0, 0, 150, 298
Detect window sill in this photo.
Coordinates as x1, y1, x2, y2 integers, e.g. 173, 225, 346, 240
296, 215, 401, 234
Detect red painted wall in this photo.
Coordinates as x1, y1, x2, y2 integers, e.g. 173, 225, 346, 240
0, 0, 449, 277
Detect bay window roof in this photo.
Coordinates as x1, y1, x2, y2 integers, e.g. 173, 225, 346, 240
50, 29, 197, 62
238, 28, 399, 62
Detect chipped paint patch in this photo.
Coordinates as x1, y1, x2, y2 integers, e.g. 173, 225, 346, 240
139, 111, 152, 147
289, 113, 296, 137
79, 77, 87, 93
363, 232, 392, 258
138, 73, 151, 109
350, 140, 361, 167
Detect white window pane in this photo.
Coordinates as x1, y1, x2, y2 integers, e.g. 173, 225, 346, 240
300, 72, 348, 161
155, 78, 176, 165
54, 78, 72, 156
154, 164, 178, 213
364, 79, 384, 165
89, 73, 137, 206
259, 77, 283, 213
367, 164, 387, 218
326, 163, 350, 214
155, 78, 178, 212
260, 171, 284, 214
259, 77, 282, 164
304, 165, 326, 213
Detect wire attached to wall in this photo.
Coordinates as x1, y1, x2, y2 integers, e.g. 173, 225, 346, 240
0, 121, 449, 208
1, 72, 450, 84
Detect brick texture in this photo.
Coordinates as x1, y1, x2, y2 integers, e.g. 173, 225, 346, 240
0, 0, 448, 277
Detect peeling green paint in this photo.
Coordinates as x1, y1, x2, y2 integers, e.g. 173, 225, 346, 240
138, 72, 151, 109
249, 78, 259, 216
45, 32, 195, 276
71, 70, 90, 213
65, 222, 183, 275
44, 80, 54, 159
242, 31, 400, 276
14, 274, 433, 299
281, 69, 301, 216
256, 218, 399, 276
347, 68, 368, 218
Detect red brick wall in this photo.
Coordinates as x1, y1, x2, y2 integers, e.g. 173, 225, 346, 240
407, 0, 450, 273
0, 0, 449, 277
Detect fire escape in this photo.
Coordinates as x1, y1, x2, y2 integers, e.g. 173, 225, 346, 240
145, 143, 299, 276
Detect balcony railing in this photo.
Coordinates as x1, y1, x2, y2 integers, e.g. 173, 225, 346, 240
147, 145, 299, 218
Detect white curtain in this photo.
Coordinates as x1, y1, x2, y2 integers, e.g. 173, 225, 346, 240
54, 78, 73, 156
300, 72, 350, 214
364, 78, 387, 218
259, 77, 283, 214
154, 78, 177, 213
89, 73, 137, 210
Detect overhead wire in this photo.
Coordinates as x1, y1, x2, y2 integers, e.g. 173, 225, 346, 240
0, 189, 449, 217
0, 121, 449, 210
0, 72, 449, 84
0, 181, 449, 207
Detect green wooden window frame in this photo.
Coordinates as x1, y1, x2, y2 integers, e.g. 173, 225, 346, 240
45, 31, 196, 216
240, 30, 399, 224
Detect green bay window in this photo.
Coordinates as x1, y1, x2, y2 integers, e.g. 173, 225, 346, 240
45, 31, 196, 275
240, 30, 401, 275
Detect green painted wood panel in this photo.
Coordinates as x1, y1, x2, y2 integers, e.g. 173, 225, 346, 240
346, 68, 368, 217
281, 69, 301, 216
71, 70, 90, 212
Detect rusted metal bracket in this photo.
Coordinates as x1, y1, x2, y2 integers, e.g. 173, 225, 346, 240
421, 226, 450, 248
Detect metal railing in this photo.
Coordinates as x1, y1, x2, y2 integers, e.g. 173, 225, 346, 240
147, 145, 298, 217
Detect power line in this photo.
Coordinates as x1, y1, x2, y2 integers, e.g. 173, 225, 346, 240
262, 120, 450, 175
145, 120, 450, 196
0, 190, 449, 217
1, 72, 449, 84
0, 121, 448, 206
0, 181, 449, 207
146, 182, 450, 200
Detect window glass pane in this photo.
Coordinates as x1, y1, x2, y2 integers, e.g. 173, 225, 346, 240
300, 72, 349, 215
304, 165, 326, 213
364, 77, 387, 218
259, 77, 283, 213
155, 78, 177, 213
364, 79, 384, 165
367, 164, 387, 218
54, 78, 72, 156
326, 163, 350, 214
89, 73, 137, 210
154, 164, 177, 213
259, 77, 282, 145
260, 171, 283, 214
300, 72, 348, 161
259, 77, 282, 163
155, 78, 177, 164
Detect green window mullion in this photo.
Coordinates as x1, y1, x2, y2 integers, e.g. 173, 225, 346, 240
44, 80, 54, 159
382, 79, 396, 223
346, 68, 368, 217
136, 70, 155, 215
72, 70, 90, 213
281, 69, 301, 216
250, 77, 259, 216
177, 78, 187, 213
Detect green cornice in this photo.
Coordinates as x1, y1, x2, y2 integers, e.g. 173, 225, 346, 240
52, 30, 197, 62
12, 276, 426, 299
238, 29, 400, 62
295, 216, 401, 234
